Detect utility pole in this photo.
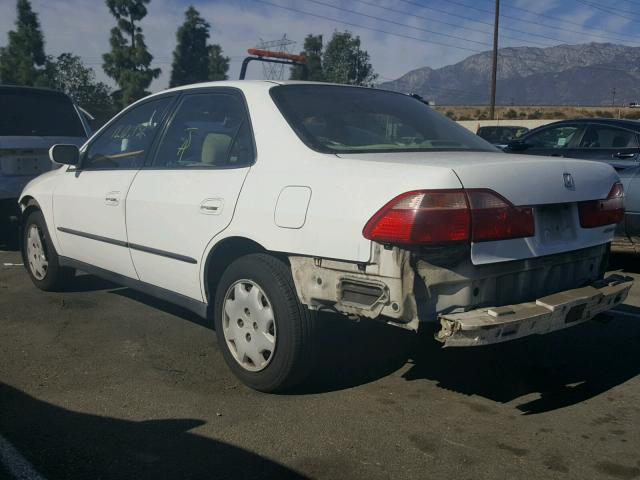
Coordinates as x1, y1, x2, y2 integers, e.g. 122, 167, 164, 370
611, 87, 616, 107
489, 0, 500, 120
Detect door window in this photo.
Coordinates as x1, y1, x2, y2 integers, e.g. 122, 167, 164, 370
83, 97, 172, 170
152, 93, 255, 168
578, 125, 639, 149
526, 125, 581, 149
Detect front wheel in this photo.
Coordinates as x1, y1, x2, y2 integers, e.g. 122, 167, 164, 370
214, 253, 315, 392
22, 210, 74, 291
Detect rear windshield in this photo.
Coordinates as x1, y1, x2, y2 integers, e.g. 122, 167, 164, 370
270, 85, 496, 154
477, 126, 527, 144
0, 89, 85, 137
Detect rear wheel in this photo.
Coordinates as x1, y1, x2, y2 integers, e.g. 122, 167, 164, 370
22, 210, 74, 291
214, 253, 315, 392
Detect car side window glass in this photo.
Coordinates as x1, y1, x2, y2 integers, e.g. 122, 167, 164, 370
526, 125, 580, 149
83, 97, 172, 170
153, 93, 254, 168
579, 125, 639, 149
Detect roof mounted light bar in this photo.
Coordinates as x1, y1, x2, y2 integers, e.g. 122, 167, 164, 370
239, 48, 309, 80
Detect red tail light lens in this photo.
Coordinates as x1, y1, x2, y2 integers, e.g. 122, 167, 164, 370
362, 190, 470, 245
578, 182, 625, 228
467, 190, 535, 242
363, 189, 535, 246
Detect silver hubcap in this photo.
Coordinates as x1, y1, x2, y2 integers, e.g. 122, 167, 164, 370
26, 224, 48, 280
222, 280, 276, 372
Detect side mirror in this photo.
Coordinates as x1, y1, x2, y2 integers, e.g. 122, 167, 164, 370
49, 144, 80, 166
506, 140, 531, 152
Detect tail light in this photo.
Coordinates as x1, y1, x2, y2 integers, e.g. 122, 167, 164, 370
578, 182, 624, 228
363, 189, 534, 246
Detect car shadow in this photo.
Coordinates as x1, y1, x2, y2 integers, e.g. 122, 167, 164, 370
610, 251, 640, 274
296, 310, 640, 415
0, 383, 307, 479
0, 227, 19, 252
59, 272, 640, 415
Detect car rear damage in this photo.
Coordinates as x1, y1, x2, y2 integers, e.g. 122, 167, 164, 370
288, 168, 632, 347
289, 242, 632, 346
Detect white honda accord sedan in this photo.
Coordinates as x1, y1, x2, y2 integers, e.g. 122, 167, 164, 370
19, 81, 632, 391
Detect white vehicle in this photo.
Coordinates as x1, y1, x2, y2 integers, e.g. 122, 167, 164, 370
19, 81, 632, 392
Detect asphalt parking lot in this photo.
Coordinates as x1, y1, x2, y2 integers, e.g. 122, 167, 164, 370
1, 238, 640, 480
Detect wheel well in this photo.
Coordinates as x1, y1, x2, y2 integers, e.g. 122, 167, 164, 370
20, 198, 40, 222
204, 237, 283, 305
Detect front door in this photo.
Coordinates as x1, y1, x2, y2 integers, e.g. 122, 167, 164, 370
53, 96, 174, 278
520, 123, 584, 158
125, 90, 254, 300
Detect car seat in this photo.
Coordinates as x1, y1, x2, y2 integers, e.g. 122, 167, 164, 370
201, 133, 232, 166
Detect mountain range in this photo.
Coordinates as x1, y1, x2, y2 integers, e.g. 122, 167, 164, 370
379, 43, 640, 106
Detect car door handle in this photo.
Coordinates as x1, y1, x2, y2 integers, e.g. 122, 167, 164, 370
105, 191, 121, 206
614, 152, 636, 159
550, 154, 564, 157
199, 198, 223, 215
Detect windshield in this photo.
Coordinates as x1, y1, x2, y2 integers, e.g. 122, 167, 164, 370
477, 126, 528, 144
270, 85, 496, 154
0, 89, 86, 137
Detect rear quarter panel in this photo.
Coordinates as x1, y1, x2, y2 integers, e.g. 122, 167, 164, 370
203, 85, 464, 265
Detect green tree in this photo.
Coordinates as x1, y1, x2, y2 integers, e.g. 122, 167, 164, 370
322, 31, 376, 86
102, 0, 160, 108
48, 53, 116, 124
290, 34, 324, 81
207, 44, 229, 81
170, 6, 210, 87
0, 0, 49, 86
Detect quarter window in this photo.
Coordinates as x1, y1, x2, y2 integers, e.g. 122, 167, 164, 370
83, 97, 172, 170
579, 125, 639, 149
153, 93, 254, 168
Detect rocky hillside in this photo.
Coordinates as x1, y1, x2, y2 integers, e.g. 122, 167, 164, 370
380, 43, 640, 106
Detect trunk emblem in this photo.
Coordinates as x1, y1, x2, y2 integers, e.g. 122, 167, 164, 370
563, 173, 575, 190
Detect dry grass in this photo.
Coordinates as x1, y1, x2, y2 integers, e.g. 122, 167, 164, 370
435, 106, 640, 121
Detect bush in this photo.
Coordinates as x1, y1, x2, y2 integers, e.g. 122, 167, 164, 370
504, 108, 518, 119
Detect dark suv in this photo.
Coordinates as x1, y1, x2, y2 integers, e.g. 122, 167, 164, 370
0, 86, 90, 243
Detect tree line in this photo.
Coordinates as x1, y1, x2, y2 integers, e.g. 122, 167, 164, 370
0, 0, 376, 124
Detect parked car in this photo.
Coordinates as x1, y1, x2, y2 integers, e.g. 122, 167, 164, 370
1, 86, 90, 240
476, 125, 529, 149
505, 118, 640, 247
19, 82, 632, 391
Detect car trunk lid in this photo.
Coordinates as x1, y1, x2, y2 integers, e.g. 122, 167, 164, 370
336, 151, 620, 264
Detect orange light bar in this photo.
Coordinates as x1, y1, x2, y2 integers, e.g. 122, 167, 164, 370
247, 48, 307, 63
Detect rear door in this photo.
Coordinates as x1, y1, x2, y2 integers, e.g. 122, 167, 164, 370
125, 88, 254, 301
519, 123, 584, 157
53, 96, 174, 278
565, 123, 640, 169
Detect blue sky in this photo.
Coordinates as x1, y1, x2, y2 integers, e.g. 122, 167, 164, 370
1, 0, 639, 90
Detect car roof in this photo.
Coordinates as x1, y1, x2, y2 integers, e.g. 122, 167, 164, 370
145, 80, 396, 100
0, 84, 72, 98
540, 118, 640, 130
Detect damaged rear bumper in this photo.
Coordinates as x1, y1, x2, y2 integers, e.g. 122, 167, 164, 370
436, 274, 633, 347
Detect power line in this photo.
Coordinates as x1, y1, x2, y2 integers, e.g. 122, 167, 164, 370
301, 0, 495, 48
250, 0, 484, 53
500, 0, 639, 43
438, 0, 640, 45
573, 0, 640, 20
350, 0, 553, 48
394, 0, 605, 46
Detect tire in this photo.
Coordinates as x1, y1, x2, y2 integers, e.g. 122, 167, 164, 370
213, 253, 315, 392
22, 210, 75, 291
